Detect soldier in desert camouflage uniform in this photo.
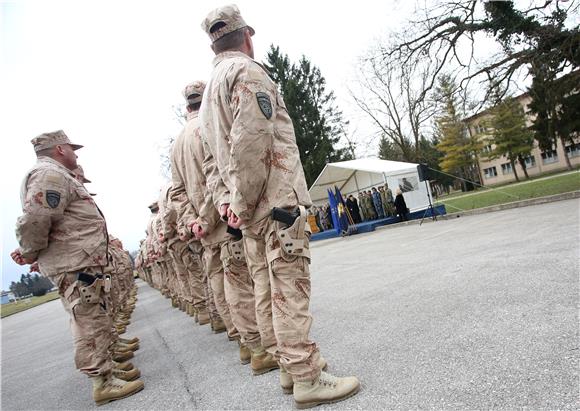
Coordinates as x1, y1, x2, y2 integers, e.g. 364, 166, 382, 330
12, 130, 143, 405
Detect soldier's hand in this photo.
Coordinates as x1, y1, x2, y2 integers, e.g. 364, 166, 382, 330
158, 233, 166, 243
227, 209, 244, 229
219, 204, 229, 222
178, 231, 189, 242
10, 248, 35, 265
189, 222, 206, 239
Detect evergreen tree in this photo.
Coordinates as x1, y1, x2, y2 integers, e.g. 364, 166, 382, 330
9, 281, 28, 298
434, 75, 481, 190
528, 67, 580, 171
485, 96, 535, 181
9, 273, 54, 298
265, 46, 353, 186
378, 135, 405, 162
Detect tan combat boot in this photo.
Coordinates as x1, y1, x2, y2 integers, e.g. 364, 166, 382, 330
112, 367, 141, 381
250, 347, 279, 375
293, 371, 360, 409
115, 318, 130, 326
112, 350, 134, 363
211, 319, 226, 334
280, 356, 328, 394
239, 343, 251, 365
112, 360, 134, 371
113, 341, 140, 353
186, 303, 195, 317
92, 373, 144, 406
118, 336, 140, 345
197, 310, 210, 325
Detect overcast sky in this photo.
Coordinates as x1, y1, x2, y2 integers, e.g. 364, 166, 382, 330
1, 0, 423, 289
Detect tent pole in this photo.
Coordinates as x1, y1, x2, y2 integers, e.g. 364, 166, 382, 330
339, 169, 358, 194
353, 173, 360, 194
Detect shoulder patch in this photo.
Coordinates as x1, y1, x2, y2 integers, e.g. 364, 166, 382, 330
45, 190, 61, 208
256, 92, 272, 120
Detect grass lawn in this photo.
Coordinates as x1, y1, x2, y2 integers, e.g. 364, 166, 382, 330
1, 291, 60, 319
435, 171, 580, 211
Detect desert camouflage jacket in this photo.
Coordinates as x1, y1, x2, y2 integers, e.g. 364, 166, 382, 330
15, 157, 108, 277
200, 51, 312, 227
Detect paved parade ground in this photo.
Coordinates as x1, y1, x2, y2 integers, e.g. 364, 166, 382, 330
2, 199, 579, 410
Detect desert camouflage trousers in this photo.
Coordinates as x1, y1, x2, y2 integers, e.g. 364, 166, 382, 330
183, 241, 208, 312
53, 267, 113, 377
220, 238, 261, 349
168, 240, 193, 303
204, 243, 239, 339
242, 214, 321, 382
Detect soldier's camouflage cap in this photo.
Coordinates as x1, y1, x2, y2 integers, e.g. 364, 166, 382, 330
182, 81, 206, 105
72, 165, 91, 183
201, 4, 255, 43
31, 130, 83, 152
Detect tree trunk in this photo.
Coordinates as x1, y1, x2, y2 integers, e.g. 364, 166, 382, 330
518, 155, 530, 179
510, 158, 519, 182
560, 136, 573, 170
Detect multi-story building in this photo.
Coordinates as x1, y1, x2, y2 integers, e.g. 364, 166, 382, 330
464, 92, 580, 186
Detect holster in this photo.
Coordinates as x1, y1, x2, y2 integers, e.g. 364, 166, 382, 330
63, 271, 108, 311
221, 238, 246, 266
266, 206, 311, 264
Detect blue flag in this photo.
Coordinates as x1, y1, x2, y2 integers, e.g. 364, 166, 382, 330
334, 186, 350, 232
327, 189, 340, 234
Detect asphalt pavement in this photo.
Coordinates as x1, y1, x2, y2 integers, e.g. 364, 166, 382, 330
2, 199, 579, 410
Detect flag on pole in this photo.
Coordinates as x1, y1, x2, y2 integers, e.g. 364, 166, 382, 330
327, 188, 340, 234
334, 186, 350, 233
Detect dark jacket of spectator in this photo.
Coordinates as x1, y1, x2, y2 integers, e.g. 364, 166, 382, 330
394, 189, 409, 222
345, 195, 362, 224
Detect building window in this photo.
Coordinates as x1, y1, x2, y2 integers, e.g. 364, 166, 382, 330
473, 124, 488, 135
524, 155, 536, 168
541, 149, 558, 164
484, 166, 497, 179
565, 143, 580, 158
501, 163, 513, 175
482, 144, 493, 154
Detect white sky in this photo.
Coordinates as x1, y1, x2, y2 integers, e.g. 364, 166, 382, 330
1, 0, 419, 289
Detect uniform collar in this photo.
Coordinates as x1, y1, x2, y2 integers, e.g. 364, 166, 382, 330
186, 110, 199, 121
213, 50, 252, 66
37, 156, 76, 177
212, 51, 274, 80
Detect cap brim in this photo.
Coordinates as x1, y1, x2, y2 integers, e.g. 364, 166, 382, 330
248, 25, 255, 36
71, 144, 83, 151
82, 177, 92, 183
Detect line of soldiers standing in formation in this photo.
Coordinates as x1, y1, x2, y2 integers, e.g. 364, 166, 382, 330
12, 4, 360, 408
129, 4, 360, 408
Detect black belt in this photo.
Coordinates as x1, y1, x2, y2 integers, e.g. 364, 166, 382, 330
77, 272, 103, 285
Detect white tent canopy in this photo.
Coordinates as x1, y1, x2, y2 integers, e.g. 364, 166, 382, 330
309, 158, 433, 212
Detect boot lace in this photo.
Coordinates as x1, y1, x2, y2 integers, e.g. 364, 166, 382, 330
318, 372, 338, 388
107, 375, 127, 389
